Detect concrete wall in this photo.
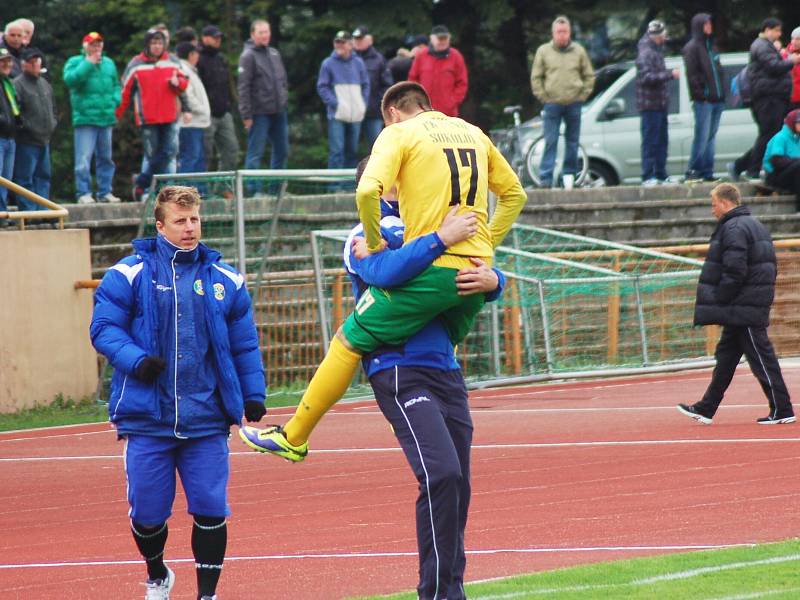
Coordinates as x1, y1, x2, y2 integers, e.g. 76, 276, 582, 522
0, 229, 97, 412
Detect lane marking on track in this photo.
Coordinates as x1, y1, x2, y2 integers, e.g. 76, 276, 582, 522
0, 543, 755, 570
0, 403, 775, 443
469, 553, 800, 599
4, 438, 800, 463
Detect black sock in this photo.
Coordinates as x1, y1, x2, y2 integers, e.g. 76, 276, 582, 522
192, 515, 227, 598
131, 521, 169, 581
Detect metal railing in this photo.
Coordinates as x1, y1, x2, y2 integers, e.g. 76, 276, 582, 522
0, 176, 68, 229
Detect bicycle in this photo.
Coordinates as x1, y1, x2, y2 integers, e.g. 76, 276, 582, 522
496, 105, 590, 188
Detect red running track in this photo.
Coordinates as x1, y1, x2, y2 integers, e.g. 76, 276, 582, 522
2, 366, 800, 599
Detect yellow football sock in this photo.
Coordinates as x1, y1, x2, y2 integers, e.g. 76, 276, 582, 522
283, 336, 361, 446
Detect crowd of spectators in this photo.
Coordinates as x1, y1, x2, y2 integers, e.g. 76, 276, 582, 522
1, 14, 800, 207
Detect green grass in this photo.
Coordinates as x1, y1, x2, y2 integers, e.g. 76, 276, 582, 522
353, 539, 800, 599
0, 389, 313, 432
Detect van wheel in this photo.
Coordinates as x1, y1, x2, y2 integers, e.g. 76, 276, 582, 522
583, 161, 618, 188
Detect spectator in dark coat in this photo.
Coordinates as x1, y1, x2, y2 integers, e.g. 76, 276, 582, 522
729, 18, 800, 180
12, 48, 56, 207
635, 20, 680, 185
198, 25, 239, 173
678, 183, 795, 425
387, 35, 427, 83
352, 25, 393, 149
683, 13, 726, 182
238, 19, 289, 177
1, 22, 24, 78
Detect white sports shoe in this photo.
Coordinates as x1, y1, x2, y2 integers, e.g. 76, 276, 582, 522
100, 192, 122, 203
144, 566, 175, 599
562, 174, 575, 190
77, 194, 95, 204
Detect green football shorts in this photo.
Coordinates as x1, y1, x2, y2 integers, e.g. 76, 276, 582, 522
340, 265, 486, 354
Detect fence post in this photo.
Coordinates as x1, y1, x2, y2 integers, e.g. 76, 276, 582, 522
537, 280, 554, 373
235, 171, 247, 276
311, 232, 331, 351
633, 277, 650, 366
509, 279, 522, 375
607, 254, 621, 364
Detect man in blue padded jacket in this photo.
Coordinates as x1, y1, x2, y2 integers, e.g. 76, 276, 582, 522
91, 185, 267, 600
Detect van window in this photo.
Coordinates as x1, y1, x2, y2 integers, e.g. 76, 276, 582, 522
607, 76, 680, 118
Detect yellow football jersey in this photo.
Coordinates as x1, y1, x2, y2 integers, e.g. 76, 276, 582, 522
356, 111, 526, 269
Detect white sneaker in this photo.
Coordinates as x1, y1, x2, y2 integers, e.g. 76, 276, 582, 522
77, 194, 95, 204
144, 566, 175, 599
642, 178, 661, 187
99, 192, 122, 203
562, 174, 575, 190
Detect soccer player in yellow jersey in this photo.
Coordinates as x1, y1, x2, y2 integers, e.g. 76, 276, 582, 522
240, 82, 526, 461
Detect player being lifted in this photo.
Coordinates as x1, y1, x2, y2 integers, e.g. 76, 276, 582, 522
240, 81, 527, 460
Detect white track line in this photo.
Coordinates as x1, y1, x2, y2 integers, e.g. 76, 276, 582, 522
0, 543, 753, 570
470, 553, 800, 599
4, 438, 800, 463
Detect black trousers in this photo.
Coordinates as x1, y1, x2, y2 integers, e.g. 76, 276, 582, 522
766, 160, 800, 211
734, 97, 789, 176
371, 366, 472, 600
696, 325, 793, 419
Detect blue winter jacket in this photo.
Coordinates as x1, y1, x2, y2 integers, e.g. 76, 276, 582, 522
90, 236, 265, 437
763, 123, 800, 174
317, 51, 370, 122
344, 200, 505, 377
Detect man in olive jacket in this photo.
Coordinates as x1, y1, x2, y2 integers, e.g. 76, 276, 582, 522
678, 183, 795, 425
63, 32, 121, 203
530, 15, 594, 189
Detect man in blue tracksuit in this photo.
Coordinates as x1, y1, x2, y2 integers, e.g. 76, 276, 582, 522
344, 173, 505, 600
90, 185, 266, 600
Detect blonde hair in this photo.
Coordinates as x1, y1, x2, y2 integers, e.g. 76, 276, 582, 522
154, 186, 201, 222
711, 183, 741, 206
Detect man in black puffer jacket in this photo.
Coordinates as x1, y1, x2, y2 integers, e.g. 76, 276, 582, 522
730, 18, 800, 180
678, 183, 795, 425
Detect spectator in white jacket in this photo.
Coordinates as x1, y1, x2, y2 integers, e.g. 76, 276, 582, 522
176, 42, 211, 174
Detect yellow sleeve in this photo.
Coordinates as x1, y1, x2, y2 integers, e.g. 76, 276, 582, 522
485, 136, 527, 248
355, 126, 404, 251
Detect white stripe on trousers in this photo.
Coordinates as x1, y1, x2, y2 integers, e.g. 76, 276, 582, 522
747, 327, 779, 419
393, 366, 442, 600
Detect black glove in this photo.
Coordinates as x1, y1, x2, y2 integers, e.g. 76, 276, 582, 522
770, 155, 793, 172
244, 399, 267, 422
135, 356, 166, 383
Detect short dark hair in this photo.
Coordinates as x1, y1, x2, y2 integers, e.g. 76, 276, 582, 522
711, 183, 741, 206
761, 17, 782, 32
154, 186, 202, 222
355, 156, 370, 186
381, 81, 432, 121
175, 26, 197, 43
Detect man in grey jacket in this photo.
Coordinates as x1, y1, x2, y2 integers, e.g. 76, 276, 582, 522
12, 47, 56, 207
238, 19, 289, 182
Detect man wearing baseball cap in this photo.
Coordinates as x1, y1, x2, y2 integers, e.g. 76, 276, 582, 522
0, 47, 20, 218
408, 24, 468, 117
63, 32, 122, 203
352, 25, 393, 148
12, 46, 57, 207
317, 29, 369, 174
198, 25, 239, 177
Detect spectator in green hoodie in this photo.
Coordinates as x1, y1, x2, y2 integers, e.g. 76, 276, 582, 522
63, 32, 121, 203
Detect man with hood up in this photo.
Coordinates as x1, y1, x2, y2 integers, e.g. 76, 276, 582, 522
763, 108, 800, 210
117, 29, 189, 202
683, 13, 726, 183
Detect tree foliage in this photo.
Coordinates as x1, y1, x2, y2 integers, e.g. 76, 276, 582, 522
3, 0, 799, 199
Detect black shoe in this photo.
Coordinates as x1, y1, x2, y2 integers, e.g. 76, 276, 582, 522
756, 414, 796, 425
677, 403, 712, 425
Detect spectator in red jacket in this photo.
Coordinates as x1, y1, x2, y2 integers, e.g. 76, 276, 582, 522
782, 27, 800, 110
408, 25, 468, 117
117, 29, 188, 201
